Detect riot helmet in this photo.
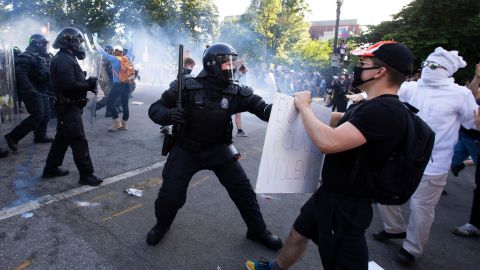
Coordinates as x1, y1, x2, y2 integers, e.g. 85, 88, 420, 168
52, 27, 87, 60
202, 43, 239, 82
28, 34, 49, 55
104, 45, 113, 55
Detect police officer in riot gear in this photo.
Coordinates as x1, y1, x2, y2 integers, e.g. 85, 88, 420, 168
4, 34, 53, 151
41, 27, 102, 186
146, 43, 282, 250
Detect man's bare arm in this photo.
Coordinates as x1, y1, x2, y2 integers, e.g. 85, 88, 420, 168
468, 63, 480, 98
298, 106, 366, 153
330, 112, 344, 127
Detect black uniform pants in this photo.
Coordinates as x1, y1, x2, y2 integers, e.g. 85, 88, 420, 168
331, 98, 347, 113
155, 144, 267, 234
9, 94, 51, 141
44, 105, 94, 176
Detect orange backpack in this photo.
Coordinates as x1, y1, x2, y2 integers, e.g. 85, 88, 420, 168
114, 56, 135, 83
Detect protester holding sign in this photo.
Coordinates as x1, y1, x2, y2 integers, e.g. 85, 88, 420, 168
247, 41, 414, 270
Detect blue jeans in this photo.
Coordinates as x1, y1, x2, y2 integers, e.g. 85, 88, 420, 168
107, 83, 130, 121
451, 130, 479, 167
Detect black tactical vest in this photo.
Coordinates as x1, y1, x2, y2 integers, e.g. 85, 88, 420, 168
177, 78, 235, 151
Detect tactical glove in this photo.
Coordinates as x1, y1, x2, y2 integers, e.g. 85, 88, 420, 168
87, 77, 98, 94
168, 107, 186, 124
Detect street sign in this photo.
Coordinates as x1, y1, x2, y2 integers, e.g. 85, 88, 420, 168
330, 54, 340, 67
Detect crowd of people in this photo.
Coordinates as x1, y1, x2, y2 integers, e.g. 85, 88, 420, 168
1, 28, 480, 270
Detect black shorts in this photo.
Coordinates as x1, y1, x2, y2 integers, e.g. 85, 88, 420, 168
293, 188, 373, 270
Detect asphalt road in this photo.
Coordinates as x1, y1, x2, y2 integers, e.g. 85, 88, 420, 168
0, 84, 478, 270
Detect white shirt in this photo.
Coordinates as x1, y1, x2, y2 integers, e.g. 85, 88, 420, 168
398, 79, 478, 175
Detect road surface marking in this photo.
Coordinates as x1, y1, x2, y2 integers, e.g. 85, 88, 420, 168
191, 175, 210, 188
0, 161, 166, 222
91, 191, 116, 201
101, 203, 143, 222
14, 259, 32, 270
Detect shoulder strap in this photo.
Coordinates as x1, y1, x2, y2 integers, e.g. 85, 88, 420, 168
370, 95, 419, 114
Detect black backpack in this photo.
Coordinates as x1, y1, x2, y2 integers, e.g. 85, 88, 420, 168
351, 96, 435, 205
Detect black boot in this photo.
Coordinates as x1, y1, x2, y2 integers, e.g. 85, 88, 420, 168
42, 167, 70, 178
4, 133, 18, 152
79, 174, 102, 186
372, 230, 406, 241
397, 247, 415, 265
0, 147, 9, 158
246, 229, 283, 250
146, 224, 170, 246
34, 136, 54, 143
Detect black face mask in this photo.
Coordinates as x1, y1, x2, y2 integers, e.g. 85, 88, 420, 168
183, 68, 192, 75
74, 50, 86, 60
351, 66, 380, 88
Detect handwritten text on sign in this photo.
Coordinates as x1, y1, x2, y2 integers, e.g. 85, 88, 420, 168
256, 93, 331, 193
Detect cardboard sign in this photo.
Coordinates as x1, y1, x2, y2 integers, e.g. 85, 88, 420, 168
256, 93, 331, 193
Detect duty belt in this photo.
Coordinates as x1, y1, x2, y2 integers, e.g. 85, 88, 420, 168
178, 137, 223, 153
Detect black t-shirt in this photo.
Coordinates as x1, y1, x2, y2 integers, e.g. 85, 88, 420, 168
321, 94, 408, 197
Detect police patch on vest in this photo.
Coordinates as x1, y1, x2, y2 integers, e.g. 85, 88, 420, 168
239, 86, 253, 96
221, 98, 229, 109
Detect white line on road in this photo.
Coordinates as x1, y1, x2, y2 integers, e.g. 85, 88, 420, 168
0, 161, 166, 222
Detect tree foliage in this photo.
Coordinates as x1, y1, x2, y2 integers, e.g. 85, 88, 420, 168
218, 0, 312, 69
289, 39, 331, 70
357, 0, 480, 81
0, 0, 218, 45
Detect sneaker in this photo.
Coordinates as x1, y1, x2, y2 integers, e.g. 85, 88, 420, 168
372, 230, 406, 241
452, 223, 480, 237
451, 163, 465, 177
245, 259, 271, 270
237, 129, 248, 137
396, 247, 415, 265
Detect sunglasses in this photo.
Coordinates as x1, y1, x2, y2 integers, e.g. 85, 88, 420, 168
421, 61, 447, 70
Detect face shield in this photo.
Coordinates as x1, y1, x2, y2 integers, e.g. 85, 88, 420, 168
75, 42, 87, 60
34, 40, 49, 55
218, 54, 239, 82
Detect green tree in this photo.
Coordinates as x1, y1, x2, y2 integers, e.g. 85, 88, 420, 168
0, 0, 219, 47
289, 39, 331, 70
357, 0, 480, 81
181, 0, 218, 44
242, 0, 310, 68
271, 0, 310, 64
218, 15, 267, 64
0, 0, 119, 41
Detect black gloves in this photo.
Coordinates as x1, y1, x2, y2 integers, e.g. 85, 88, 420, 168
168, 107, 186, 124
87, 77, 98, 94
